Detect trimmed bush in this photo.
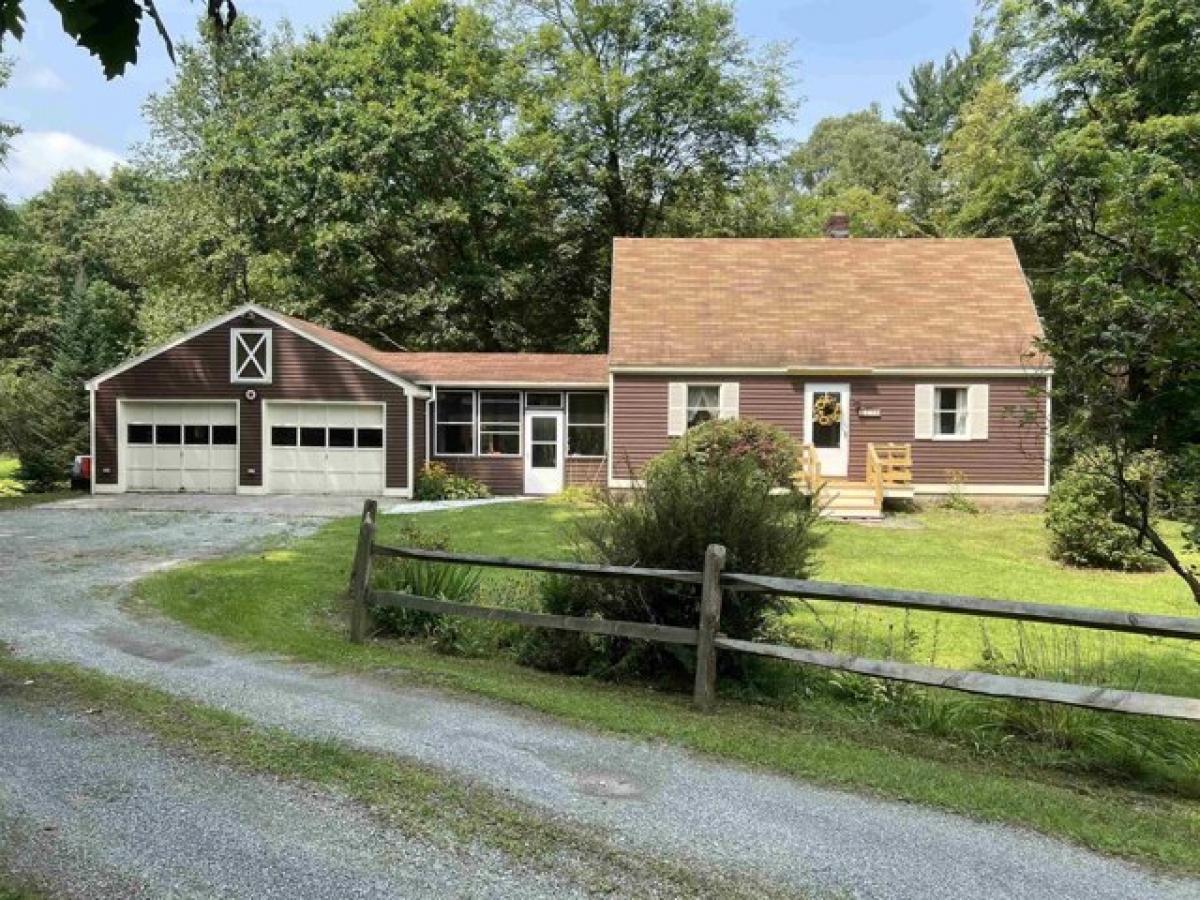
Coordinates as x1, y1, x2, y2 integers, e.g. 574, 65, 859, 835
1046, 449, 1162, 572
414, 462, 490, 501
521, 420, 821, 682
652, 417, 800, 486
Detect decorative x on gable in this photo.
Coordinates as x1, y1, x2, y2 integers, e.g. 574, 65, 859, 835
231, 328, 272, 383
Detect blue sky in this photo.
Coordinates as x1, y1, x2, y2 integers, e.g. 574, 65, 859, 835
0, 0, 977, 200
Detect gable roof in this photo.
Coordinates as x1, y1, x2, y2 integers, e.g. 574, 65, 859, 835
86, 304, 428, 396
383, 352, 608, 386
85, 304, 605, 393
608, 238, 1049, 371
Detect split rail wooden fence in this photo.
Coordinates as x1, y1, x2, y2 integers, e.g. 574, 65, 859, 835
348, 500, 1200, 721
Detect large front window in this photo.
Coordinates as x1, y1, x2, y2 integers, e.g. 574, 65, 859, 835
567, 393, 606, 457
935, 387, 968, 438
478, 391, 520, 455
436, 390, 475, 455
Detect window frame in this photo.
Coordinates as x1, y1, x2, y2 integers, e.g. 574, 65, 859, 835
932, 385, 970, 441
477, 390, 522, 457
435, 390, 477, 457
524, 391, 563, 409
685, 383, 721, 430
566, 392, 607, 459
230, 327, 273, 384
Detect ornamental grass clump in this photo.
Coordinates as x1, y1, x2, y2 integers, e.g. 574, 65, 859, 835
523, 418, 821, 682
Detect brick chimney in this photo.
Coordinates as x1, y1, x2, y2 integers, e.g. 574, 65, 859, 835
823, 211, 850, 239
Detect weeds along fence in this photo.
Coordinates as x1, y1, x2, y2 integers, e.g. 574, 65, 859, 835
347, 500, 1200, 720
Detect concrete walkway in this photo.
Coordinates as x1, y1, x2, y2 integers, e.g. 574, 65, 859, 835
1, 505, 1196, 900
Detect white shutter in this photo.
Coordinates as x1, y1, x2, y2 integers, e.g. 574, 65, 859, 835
968, 384, 989, 440
719, 382, 740, 420
667, 382, 687, 436
914, 384, 934, 439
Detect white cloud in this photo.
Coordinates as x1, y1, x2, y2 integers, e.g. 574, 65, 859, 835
1, 131, 125, 200
18, 65, 68, 92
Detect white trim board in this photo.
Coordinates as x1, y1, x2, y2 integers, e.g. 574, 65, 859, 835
85, 303, 430, 398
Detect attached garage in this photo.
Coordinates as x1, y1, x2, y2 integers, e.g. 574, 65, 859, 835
265, 402, 386, 495
122, 401, 238, 493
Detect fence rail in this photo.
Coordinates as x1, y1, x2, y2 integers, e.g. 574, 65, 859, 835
347, 500, 1200, 721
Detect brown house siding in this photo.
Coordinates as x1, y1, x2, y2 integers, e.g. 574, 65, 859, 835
94, 313, 411, 490
612, 373, 1046, 489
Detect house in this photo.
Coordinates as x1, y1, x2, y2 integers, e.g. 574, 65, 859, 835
85, 232, 1051, 508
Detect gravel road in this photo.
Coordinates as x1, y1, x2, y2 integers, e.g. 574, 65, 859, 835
2, 504, 1197, 900
0, 705, 596, 900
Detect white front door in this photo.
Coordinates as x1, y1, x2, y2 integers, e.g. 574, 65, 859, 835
524, 411, 564, 495
265, 402, 385, 494
804, 383, 850, 478
122, 401, 238, 493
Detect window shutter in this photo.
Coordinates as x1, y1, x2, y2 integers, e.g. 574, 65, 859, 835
667, 382, 687, 436
719, 382, 740, 420
914, 385, 934, 439
968, 384, 989, 439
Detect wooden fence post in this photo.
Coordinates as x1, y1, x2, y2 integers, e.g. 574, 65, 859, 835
348, 498, 378, 644
694, 543, 726, 711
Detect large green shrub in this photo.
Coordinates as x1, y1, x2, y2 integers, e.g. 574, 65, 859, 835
1046, 449, 1162, 572
652, 417, 800, 486
414, 462, 490, 501
522, 422, 821, 681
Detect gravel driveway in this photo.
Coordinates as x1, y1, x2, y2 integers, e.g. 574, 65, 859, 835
1, 505, 1197, 900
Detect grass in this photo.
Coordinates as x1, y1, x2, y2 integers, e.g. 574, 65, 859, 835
133, 499, 1200, 873
0, 455, 74, 510
0, 653, 771, 899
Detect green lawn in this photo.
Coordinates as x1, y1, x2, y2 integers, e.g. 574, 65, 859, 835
134, 498, 1200, 872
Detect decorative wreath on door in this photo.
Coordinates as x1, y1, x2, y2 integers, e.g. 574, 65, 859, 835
813, 395, 842, 427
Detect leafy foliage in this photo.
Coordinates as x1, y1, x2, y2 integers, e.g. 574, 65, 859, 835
652, 417, 799, 487
414, 462, 490, 502
1046, 449, 1163, 572
523, 442, 821, 681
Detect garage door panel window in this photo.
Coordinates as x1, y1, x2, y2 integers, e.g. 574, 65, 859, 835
184, 425, 210, 445
436, 391, 475, 455
155, 424, 182, 445
479, 391, 520, 456
357, 427, 383, 448
212, 425, 237, 445
128, 424, 153, 444
328, 427, 355, 449
300, 427, 326, 448
271, 427, 298, 447
567, 393, 606, 458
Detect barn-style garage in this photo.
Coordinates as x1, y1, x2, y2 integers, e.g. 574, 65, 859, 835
87, 305, 426, 497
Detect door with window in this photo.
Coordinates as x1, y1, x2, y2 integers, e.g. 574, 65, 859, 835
523, 410, 564, 494
123, 401, 238, 493
803, 383, 850, 477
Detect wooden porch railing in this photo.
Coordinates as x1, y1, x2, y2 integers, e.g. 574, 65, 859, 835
796, 443, 824, 494
867, 442, 913, 503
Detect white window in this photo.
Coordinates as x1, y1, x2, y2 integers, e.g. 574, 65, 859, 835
525, 391, 563, 408
436, 390, 475, 455
230, 328, 272, 383
567, 393, 606, 457
479, 391, 521, 456
915, 384, 989, 440
686, 385, 721, 428
667, 382, 740, 436
935, 387, 968, 438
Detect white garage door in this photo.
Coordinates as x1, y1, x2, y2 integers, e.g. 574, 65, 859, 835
266, 403, 385, 494
123, 401, 238, 493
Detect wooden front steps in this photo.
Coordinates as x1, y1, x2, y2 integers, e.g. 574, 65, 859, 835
819, 479, 882, 520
